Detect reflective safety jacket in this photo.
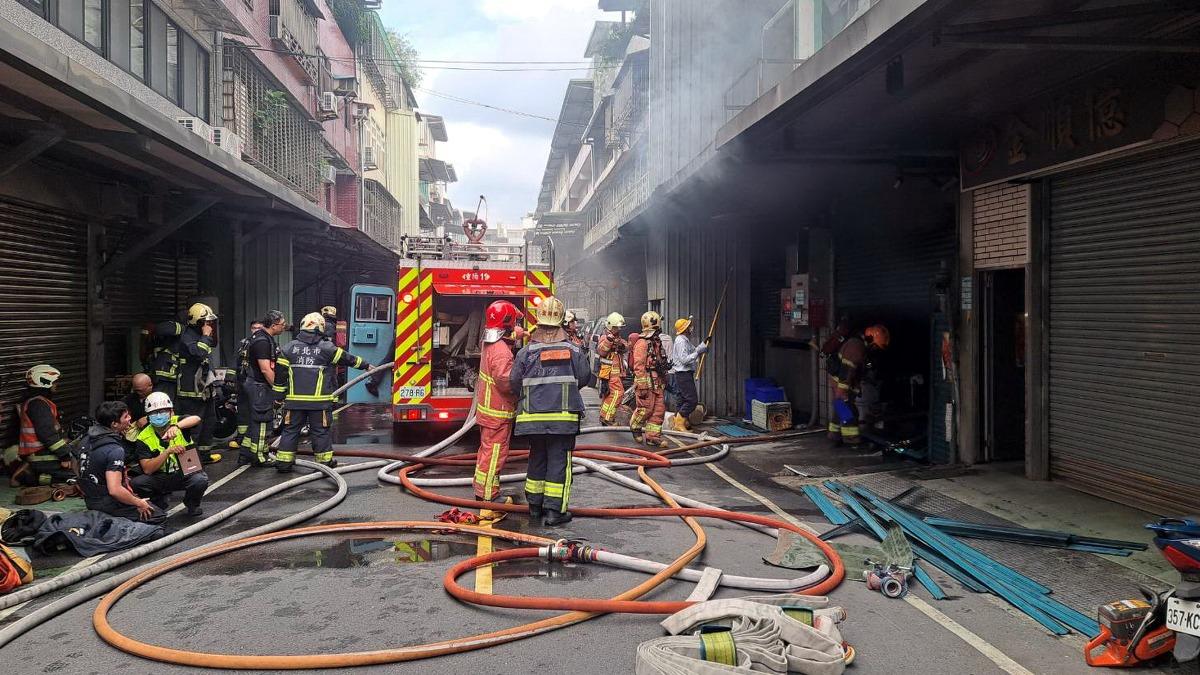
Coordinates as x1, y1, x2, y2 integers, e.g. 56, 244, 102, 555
134, 415, 188, 474
632, 331, 668, 390
151, 321, 183, 386
832, 336, 868, 396
276, 330, 366, 410
475, 340, 516, 428
176, 325, 216, 399
18, 393, 66, 461
510, 339, 592, 436
596, 332, 627, 379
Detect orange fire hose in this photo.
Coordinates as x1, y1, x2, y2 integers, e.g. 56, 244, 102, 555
92, 444, 843, 669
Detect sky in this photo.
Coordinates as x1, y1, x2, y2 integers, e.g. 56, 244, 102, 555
379, 0, 608, 228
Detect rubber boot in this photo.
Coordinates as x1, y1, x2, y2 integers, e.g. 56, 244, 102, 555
319, 459, 338, 469
528, 505, 543, 521
542, 510, 572, 527
645, 436, 669, 449
275, 461, 295, 473
238, 450, 275, 468
185, 505, 204, 518
671, 415, 688, 433
631, 430, 644, 444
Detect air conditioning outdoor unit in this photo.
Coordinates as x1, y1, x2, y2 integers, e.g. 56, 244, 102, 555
212, 127, 245, 158
363, 146, 378, 170
331, 75, 358, 98
321, 163, 338, 184
268, 15, 282, 41
318, 91, 338, 120
176, 117, 214, 143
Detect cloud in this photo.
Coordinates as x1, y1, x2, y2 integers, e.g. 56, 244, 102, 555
477, 0, 586, 22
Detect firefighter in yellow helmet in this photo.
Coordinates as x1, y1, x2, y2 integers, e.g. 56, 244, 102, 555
631, 311, 669, 447
510, 296, 592, 527
11, 365, 74, 487
828, 323, 890, 446
596, 312, 628, 426
175, 302, 221, 463
274, 312, 368, 472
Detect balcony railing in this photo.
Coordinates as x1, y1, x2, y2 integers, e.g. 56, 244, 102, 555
269, 0, 319, 83
724, 58, 805, 118
361, 17, 405, 110
363, 179, 403, 250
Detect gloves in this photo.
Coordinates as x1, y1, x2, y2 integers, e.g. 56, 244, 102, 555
696, 342, 709, 355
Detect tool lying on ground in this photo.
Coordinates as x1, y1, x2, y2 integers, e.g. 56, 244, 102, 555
1084, 587, 1174, 667
863, 560, 910, 598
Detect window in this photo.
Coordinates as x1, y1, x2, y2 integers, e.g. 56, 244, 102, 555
196, 49, 209, 120
355, 294, 392, 323
84, 0, 105, 52
165, 20, 178, 102
130, 0, 145, 78
17, 0, 47, 17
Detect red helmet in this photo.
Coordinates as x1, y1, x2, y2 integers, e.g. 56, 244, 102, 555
484, 300, 522, 343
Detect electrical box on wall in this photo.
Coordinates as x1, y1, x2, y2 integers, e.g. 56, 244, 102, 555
779, 275, 815, 339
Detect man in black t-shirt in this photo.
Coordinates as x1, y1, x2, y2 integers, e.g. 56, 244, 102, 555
78, 401, 164, 523
237, 311, 288, 467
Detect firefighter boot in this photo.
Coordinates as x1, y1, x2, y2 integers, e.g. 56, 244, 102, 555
528, 504, 544, 521
671, 415, 689, 433
632, 429, 645, 444
542, 510, 573, 527
276, 461, 295, 473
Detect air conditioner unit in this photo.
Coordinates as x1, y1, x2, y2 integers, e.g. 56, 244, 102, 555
352, 103, 370, 120
318, 91, 338, 120
321, 163, 337, 184
363, 146, 378, 170
268, 15, 282, 41
332, 75, 358, 98
212, 127, 245, 158
176, 117, 214, 143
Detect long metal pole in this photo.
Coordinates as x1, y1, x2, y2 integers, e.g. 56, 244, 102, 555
695, 269, 731, 381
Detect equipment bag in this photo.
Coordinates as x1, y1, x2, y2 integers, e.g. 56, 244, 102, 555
0, 542, 33, 594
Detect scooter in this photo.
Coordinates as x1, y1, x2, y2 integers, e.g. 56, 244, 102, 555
1084, 517, 1200, 667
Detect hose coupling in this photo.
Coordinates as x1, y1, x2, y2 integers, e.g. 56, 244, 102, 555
546, 538, 599, 563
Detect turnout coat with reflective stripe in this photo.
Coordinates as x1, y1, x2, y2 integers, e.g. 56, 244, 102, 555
276, 331, 366, 410
475, 340, 517, 427
175, 326, 216, 398
510, 339, 592, 436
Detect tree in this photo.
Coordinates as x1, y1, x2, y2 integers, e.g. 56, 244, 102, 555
386, 29, 424, 89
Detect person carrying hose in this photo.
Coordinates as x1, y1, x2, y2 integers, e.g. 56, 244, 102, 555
596, 312, 628, 426
510, 296, 592, 527
472, 300, 525, 502
273, 313, 368, 472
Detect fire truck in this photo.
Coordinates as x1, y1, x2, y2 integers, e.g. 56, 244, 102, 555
355, 236, 554, 425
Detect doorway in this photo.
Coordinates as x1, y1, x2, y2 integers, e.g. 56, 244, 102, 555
981, 268, 1026, 462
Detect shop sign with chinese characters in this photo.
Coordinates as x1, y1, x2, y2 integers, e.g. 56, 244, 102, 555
960, 70, 1177, 189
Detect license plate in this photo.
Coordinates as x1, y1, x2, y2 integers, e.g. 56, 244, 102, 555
1166, 598, 1200, 636
398, 386, 427, 399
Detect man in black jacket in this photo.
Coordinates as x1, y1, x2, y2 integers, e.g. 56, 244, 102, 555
78, 401, 163, 523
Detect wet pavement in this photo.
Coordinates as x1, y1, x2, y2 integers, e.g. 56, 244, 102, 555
0, 401, 1181, 674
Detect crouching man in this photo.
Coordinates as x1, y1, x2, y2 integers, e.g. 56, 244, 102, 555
78, 401, 164, 524
131, 392, 209, 517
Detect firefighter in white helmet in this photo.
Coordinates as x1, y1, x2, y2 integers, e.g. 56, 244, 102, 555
596, 312, 628, 426
11, 365, 74, 487
130, 391, 209, 517
509, 296, 592, 527
273, 312, 368, 472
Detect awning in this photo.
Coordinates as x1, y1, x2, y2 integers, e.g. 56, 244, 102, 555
419, 203, 435, 229
419, 157, 454, 183
428, 201, 453, 226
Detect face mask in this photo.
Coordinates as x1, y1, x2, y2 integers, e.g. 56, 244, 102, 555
149, 412, 171, 428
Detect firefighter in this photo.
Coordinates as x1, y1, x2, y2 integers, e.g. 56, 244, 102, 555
596, 312, 628, 426
150, 320, 183, 398
11, 365, 74, 487
563, 311, 588, 352
631, 311, 670, 447
237, 311, 287, 467
670, 316, 708, 432
472, 300, 524, 502
229, 320, 265, 448
175, 303, 221, 463
510, 296, 591, 527
274, 313, 367, 472
131, 392, 209, 517
828, 324, 890, 446
320, 306, 338, 341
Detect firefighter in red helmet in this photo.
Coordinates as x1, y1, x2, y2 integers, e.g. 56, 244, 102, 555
827, 323, 890, 446
472, 300, 526, 501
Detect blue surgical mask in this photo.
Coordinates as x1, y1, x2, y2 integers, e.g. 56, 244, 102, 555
149, 412, 171, 428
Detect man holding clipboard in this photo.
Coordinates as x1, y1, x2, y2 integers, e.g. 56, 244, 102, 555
131, 392, 210, 517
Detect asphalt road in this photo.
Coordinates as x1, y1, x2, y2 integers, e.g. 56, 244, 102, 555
0, 412, 1172, 674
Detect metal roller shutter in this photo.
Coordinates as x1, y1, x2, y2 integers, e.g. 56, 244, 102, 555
0, 199, 88, 443
1049, 142, 1200, 514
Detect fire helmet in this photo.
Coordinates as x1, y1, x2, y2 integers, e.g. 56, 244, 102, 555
300, 312, 326, 332
674, 316, 693, 335
865, 324, 891, 349
484, 300, 522, 343
25, 364, 61, 389
187, 302, 217, 325
535, 296, 566, 327
144, 391, 174, 413
640, 311, 662, 335
320, 306, 337, 319
563, 311, 577, 327
606, 312, 625, 329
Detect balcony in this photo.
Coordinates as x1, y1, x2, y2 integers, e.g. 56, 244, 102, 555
363, 179, 403, 251
269, 0, 320, 83
724, 58, 806, 118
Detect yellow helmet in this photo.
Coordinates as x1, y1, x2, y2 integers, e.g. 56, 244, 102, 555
300, 312, 326, 332
187, 302, 217, 324
536, 296, 565, 327
674, 316, 693, 335
640, 311, 662, 335
25, 364, 61, 389
606, 312, 625, 329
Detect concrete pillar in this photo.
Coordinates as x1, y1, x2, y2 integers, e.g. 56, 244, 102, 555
86, 220, 105, 412
957, 192, 978, 465
1026, 180, 1049, 481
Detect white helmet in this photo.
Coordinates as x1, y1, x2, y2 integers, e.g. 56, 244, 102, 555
605, 312, 625, 329
144, 391, 174, 413
26, 364, 61, 389
300, 312, 326, 332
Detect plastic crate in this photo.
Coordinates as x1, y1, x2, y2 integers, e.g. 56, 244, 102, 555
751, 400, 792, 432
744, 378, 786, 417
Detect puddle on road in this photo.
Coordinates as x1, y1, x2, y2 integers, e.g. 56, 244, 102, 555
180, 534, 592, 583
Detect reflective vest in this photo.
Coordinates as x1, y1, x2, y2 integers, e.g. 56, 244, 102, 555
18, 395, 62, 460
475, 340, 516, 426
511, 340, 589, 436
277, 332, 365, 410
135, 415, 187, 474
